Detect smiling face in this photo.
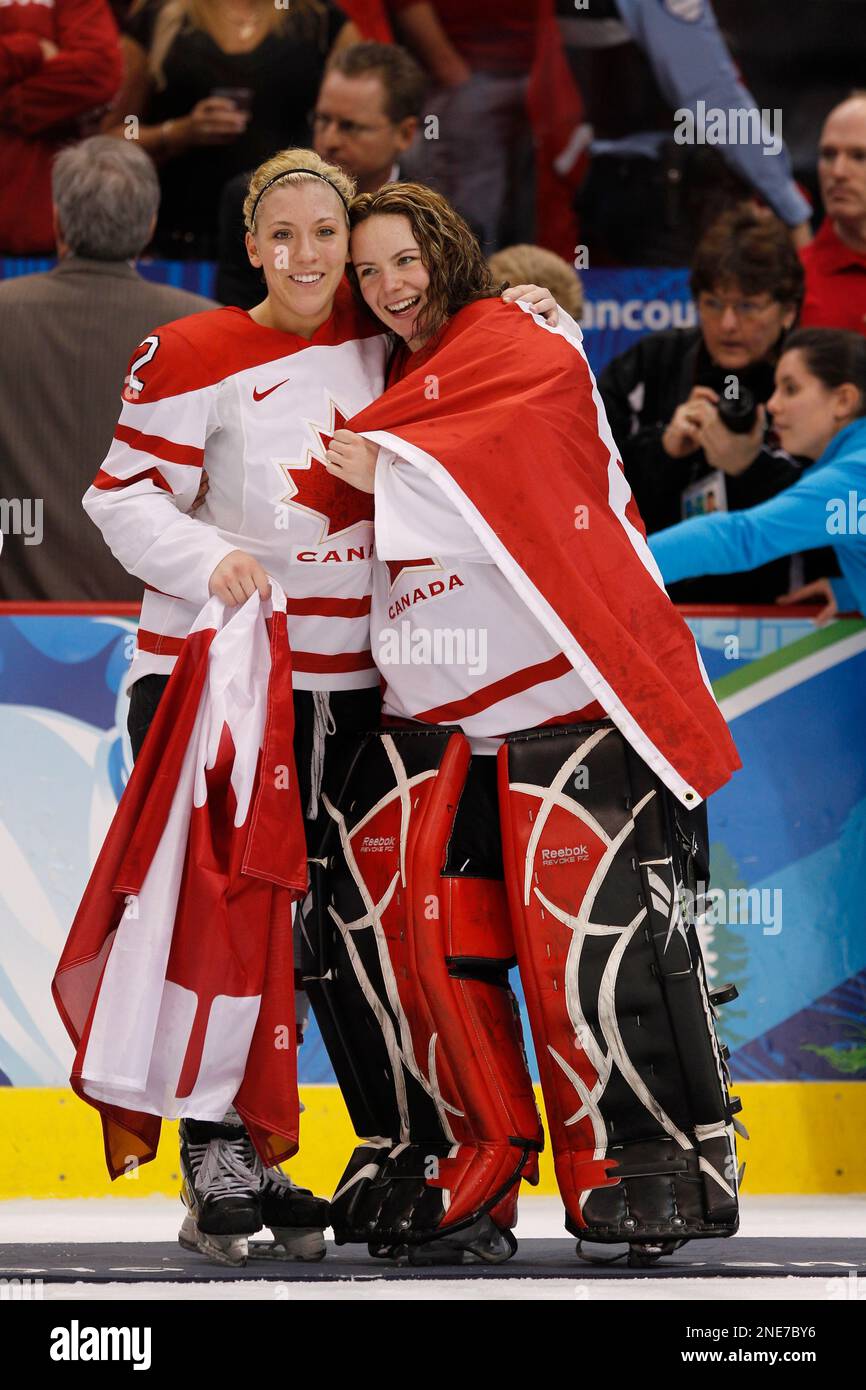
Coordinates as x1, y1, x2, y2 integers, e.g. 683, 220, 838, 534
767, 348, 855, 459
245, 179, 349, 335
350, 213, 431, 348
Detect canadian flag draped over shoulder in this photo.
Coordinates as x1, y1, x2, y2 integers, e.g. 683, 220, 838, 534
350, 298, 740, 805
52, 585, 307, 1179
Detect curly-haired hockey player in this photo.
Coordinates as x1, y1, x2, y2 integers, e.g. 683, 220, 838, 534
313, 183, 745, 1266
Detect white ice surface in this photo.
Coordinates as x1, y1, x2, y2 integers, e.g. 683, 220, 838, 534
2, 1195, 864, 1301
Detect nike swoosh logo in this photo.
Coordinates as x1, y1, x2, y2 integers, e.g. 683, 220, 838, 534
253, 378, 291, 401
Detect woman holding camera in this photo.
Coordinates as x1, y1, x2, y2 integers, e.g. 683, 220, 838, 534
599, 209, 818, 604
649, 328, 866, 623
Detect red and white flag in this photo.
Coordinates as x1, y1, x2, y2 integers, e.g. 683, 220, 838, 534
351, 299, 740, 805
52, 585, 308, 1178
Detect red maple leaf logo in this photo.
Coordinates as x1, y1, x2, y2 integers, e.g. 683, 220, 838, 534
278, 401, 373, 541
385, 558, 440, 589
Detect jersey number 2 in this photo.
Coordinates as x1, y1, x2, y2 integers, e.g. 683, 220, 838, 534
128, 335, 160, 393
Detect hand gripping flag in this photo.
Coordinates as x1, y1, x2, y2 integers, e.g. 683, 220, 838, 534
351, 299, 740, 805
52, 583, 308, 1178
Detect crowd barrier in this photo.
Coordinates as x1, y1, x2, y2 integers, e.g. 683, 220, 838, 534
0, 259, 694, 374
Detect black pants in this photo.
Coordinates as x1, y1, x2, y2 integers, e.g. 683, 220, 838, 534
127, 673, 382, 852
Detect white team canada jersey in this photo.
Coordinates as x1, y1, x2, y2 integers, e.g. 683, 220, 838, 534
372, 454, 601, 751
84, 297, 388, 690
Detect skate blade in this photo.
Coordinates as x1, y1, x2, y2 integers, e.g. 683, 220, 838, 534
248, 1227, 327, 1262
178, 1214, 249, 1268
408, 1225, 517, 1267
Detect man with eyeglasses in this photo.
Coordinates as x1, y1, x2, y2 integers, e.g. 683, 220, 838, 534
216, 42, 424, 307
599, 207, 837, 604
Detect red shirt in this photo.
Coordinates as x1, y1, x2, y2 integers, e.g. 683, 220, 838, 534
0, 31, 45, 84
0, 0, 122, 255
799, 218, 866, 337
388, 0, 538, 73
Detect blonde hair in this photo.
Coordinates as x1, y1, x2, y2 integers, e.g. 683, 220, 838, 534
243, 148, 356, 232
488, 244, 584, 321
137, 0, 327, 90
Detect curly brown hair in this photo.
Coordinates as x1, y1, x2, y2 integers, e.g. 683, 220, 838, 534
348, 182, 497, 341
690, 208, 804, 310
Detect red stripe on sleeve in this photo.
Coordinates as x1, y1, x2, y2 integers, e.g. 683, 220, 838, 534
413, 652, 573, 723
92, 467, 171, 493
114, 423, 205, 471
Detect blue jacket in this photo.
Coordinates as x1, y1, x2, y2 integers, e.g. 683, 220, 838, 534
611, 0, 810, 229
649, 417, 866, 615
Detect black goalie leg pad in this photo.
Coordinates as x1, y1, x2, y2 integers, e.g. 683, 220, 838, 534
302, 728, 541, 1251
498, 721, 740, 1247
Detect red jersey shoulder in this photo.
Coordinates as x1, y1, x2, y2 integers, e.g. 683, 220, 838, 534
121, 307, 297, 403
121, 295, 385, 404
121, 309, 231, 403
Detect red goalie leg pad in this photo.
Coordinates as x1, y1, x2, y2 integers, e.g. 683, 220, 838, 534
405, 738, 542, 1230
499, 726, 740, 1245
497, 737, 623, 1222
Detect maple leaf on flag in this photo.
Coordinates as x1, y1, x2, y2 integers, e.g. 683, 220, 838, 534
385, 557, 439, 589
278, 402, 374, 541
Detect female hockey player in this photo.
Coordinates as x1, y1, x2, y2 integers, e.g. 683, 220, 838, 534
313, 183, 745, 1266
81, 146, 382, 1267
80, 153, 557, 1266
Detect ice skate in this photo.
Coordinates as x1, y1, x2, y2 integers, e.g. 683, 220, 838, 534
249, 1165, 330, 1262
405, 1216, 517, 1267
178, 1116, 263, 1267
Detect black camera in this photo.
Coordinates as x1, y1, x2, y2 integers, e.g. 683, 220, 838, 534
715, 385, 759, 434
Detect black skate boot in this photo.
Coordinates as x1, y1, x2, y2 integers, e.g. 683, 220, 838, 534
405, 1216, 517, 1267
178, 1115, 263, 1267
250, 1166, 330, 1262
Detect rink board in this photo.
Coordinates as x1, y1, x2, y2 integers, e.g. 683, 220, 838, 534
1, 1081, 865, 1200
1, 604, 865, 1198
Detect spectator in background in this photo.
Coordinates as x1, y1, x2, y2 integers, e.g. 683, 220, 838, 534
389, 0, 538, 253
800, 93, 866, 337
216, 41, 425, 308
0, 0, 122, 255
0, 137, 214, 602
488, 243, 583, 321
1, 30, 57, 84
599, 210, 824, 605
102, 0, 358, 258
555, 0, 812, 266
650, 328, 866, 622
